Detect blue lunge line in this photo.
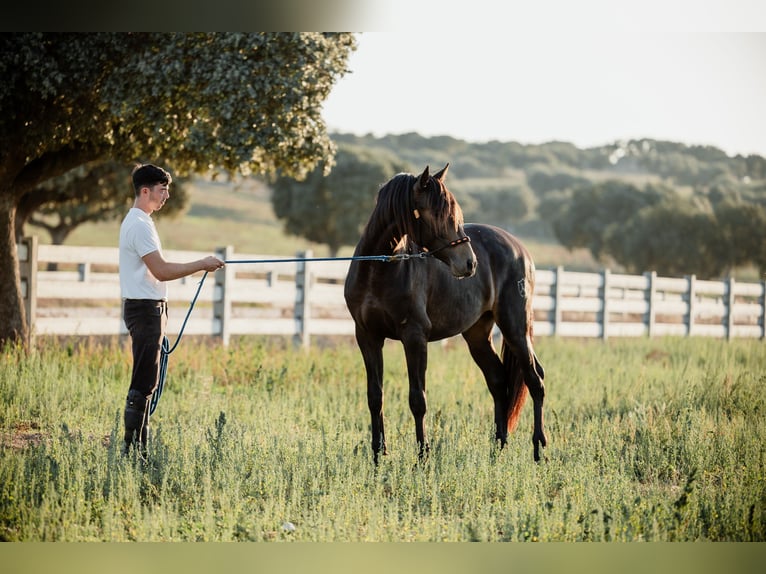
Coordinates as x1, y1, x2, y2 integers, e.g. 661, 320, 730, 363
148, 253, 405, 415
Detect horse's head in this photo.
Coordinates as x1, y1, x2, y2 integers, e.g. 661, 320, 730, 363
412, 164, 477, 278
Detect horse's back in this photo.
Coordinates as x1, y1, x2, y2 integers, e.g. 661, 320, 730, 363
465, 223, 535, 285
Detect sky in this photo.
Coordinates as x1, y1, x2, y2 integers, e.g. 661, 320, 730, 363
322, 8, 766, 157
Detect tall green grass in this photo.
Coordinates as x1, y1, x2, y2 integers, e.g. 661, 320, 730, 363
1, 336, 764, 541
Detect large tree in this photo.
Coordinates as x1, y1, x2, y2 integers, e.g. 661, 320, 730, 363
0, 32, 356, 346
539, 180, 674, 262
271, 144, 406, 257
711, 200, 766, 276
607, 198, 722, 278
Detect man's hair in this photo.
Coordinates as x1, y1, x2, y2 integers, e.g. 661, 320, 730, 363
132, 164, 172, 195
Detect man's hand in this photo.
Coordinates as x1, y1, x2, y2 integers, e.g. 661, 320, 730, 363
143, 251, 225, 282
200, 256, 225, 272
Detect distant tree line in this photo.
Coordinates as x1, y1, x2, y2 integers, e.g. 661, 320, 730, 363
539, 180, 766, 278
333, 132, 766, 184
302, 133, 766, 280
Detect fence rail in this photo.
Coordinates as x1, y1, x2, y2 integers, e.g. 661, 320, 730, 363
16, 237, 766, 346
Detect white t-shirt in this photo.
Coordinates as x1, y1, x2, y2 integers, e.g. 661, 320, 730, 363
119, 207, 168, 300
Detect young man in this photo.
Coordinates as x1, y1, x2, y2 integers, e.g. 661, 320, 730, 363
119, 164, 225, 456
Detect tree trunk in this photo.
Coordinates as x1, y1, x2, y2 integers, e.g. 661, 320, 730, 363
0, 193, 27, 347
50, 225, 71, 246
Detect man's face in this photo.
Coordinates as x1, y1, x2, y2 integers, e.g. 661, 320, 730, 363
147, 183, 170, 211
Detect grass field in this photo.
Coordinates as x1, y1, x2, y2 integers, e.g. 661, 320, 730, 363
9, 177, 766, 542
1, 335, 764, 542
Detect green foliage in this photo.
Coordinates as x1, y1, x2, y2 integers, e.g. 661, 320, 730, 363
540, 176, 766, 278
526, 165, 592, 196
541, 180, 674, 262
610, 198, 720, 277
1, 33, 356, 184
333, 134, 766, 183
0, 32, 356, 345
271, 144, 407, 255
1, 337, 764, 541
459, 180, 537, 226
711, 200, 766, 273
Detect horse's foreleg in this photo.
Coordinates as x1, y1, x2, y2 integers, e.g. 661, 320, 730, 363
357, 330, 386, 464
402, 332, 429, 460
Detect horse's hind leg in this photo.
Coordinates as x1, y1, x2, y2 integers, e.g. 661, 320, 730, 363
462, 315, 510, 446
356, 328, 386, 464
526, 353, 547, 462
496, 302, 547, 462
509, 335, 546, 461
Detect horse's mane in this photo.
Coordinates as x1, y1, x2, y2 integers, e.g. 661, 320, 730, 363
359, 172, 464, 253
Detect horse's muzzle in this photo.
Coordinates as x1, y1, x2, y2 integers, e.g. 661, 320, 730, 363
450, 252, 477, 279
465, 257, 478, 277
457, 257, 477, 278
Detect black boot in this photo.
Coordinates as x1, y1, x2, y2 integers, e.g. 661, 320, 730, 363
123, 389, 150, 457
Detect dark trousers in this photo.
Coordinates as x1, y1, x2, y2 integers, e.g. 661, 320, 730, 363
122, 299, 167, 451
123, 299, 168, 398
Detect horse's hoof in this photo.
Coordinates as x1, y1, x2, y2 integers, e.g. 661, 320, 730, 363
533, 431, 547, 462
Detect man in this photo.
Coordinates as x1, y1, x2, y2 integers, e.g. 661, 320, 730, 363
119, 163, 225, 456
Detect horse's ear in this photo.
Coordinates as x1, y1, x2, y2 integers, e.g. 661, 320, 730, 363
415, 165, 431, 194
433, 163, 450, 182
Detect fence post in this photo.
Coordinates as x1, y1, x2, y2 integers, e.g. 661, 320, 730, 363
601, 268, 611, 340
686, 274, 696, 337
17, 236, 38, 346
214, 246, 234, 346
725, 276, 735, 341
294, 249, 313, 349
78, 262, 91, 282
761, 279, 766, 340
553, 265, 563, 337
646, 271, 657, 338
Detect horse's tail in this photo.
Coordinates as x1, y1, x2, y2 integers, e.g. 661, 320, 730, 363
501, 339, 528, 434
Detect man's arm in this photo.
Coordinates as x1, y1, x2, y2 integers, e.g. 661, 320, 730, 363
142, 251, 225, 282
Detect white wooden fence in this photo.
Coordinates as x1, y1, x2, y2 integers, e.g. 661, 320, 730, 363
16, 237, 766, 346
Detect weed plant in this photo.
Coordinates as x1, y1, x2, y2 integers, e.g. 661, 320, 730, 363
1, 336, 764, 541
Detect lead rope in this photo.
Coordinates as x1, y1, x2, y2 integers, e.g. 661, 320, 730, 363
148, 252, 420, 415
148, 241, 471, 415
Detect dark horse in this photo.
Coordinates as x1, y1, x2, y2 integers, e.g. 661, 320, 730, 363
344, 164, 547, 463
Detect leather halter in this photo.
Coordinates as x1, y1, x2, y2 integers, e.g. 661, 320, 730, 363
390, 212, 472, 261
387, 235, 471, 261
424, 234, 471, 256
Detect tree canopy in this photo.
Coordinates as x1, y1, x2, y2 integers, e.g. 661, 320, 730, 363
271, 144, 406, 257
0, 32, 356, 346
